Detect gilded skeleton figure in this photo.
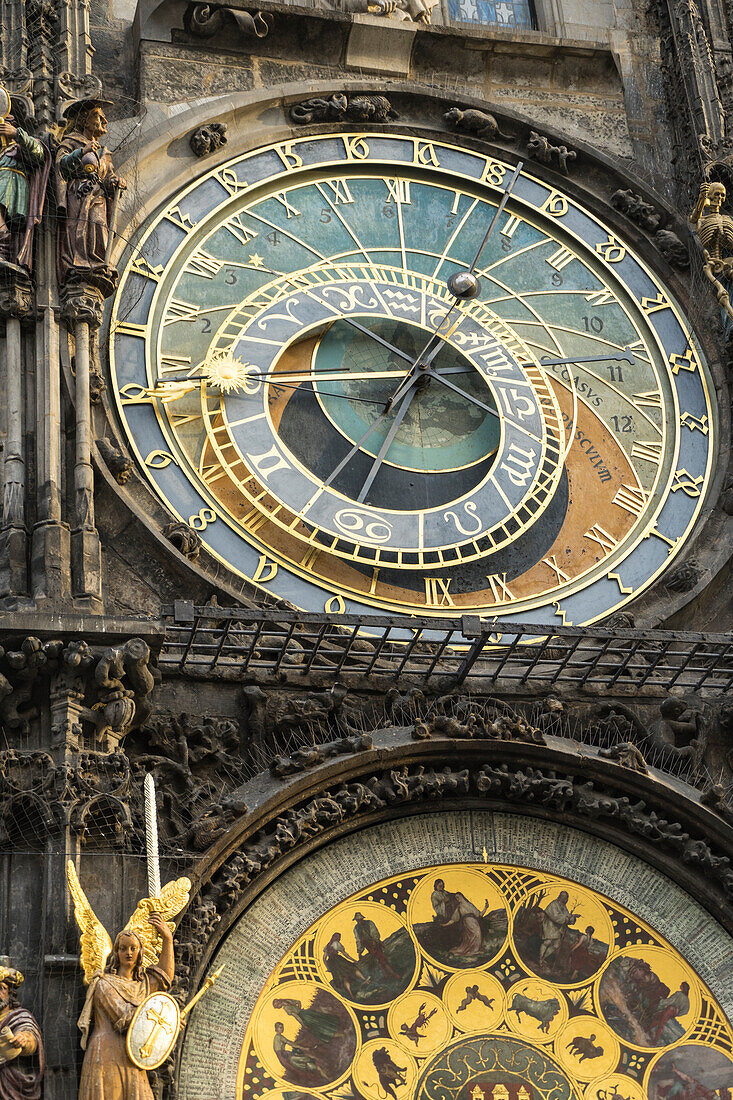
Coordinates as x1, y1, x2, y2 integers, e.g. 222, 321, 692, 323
690, 180, 733, 324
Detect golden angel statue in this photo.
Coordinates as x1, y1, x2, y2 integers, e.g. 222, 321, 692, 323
66, 860, 190, 1100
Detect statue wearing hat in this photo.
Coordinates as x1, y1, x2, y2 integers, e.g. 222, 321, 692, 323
0, 87, 50, 273
0, 961, 45, 1100
55, 97, 126, 293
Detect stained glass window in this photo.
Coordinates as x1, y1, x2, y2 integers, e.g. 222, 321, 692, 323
446, 0, 534, 27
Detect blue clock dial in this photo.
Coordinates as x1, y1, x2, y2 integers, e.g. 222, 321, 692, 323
110, 133, 716, 627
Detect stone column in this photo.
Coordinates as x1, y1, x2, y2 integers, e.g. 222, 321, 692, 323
0, 268, 33, 598
62, 279, 104, 606
31, 217, 71, 603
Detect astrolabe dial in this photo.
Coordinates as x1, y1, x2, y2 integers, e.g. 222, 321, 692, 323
110, 132, 716, 626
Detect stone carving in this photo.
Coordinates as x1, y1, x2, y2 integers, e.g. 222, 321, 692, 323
0, 263, 32, 316
289, 93, 398, 126
183, 3, 272, 39
55, 97, 124, 296
96, 438, 133, 484
701, 784, 733, 825
611, 188, 662, 232
242, 683, 363, 744
690, 180, 733, 325
180, 797, 247, 851
189, 122, 228, 158
665, 560, 702, 592
599, 741, 648, 773
527, 130, 576, 174
321, 0, 437, 21
176, 757, 733, 1002
162, 521, 202, 560
653, 227, 690, 268
413, 708, 544, 743
0, 635, 158, 748
443, 106, 511, 143
0, 99, 50, 272
129, 713, 248, 850
647, 696, 707, 762
270, 733, 373, 777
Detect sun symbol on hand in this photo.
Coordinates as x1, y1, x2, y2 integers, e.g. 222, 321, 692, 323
202, 350, 258, 393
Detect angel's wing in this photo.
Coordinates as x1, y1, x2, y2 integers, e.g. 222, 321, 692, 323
124, 877, 191, 971
66, 861, 114, 985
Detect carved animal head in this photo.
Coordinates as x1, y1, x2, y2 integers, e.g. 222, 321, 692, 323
444, 107, 463, 126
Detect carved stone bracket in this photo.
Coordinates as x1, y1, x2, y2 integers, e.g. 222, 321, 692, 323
55, 73, 104, 119
0, 264, 33, 318
61, 269, 117, 327
0, 635, 159, 750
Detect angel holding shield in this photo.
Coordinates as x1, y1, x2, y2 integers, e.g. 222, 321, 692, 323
67, 862, 190, 1100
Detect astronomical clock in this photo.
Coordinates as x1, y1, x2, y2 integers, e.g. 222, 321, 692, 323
110, 132, 716, 626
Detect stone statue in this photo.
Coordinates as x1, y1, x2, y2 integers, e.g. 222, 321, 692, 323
325, 0, 437, 22
67, 862, 190, 1100
690, 179, 733, 327
0, 101, 49, 272
55, 97, 126, 291
0, 962, 44, 1100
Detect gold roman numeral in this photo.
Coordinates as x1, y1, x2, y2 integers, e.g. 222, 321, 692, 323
613, 484, 647, 516
384, 178, 411, 204
584, 524, 618, 554
486, 573, 515, 602
546, 245, 574, 271
631, 440, 663, 465
424, 577, 454, 606
273, 192, 301, 219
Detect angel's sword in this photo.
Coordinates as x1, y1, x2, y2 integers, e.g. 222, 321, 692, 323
144, 773, 161, 900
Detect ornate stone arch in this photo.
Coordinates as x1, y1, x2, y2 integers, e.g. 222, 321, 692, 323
168, 729, 733, 1099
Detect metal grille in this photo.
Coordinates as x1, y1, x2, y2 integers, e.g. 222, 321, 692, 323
160, 603, 733, 693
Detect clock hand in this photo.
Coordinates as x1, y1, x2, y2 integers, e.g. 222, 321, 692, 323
322, 373, 422, 489
539, 349, 635, 367
422, 370, 500, 418
357, 385, 419, 504
384, 162, 524, 410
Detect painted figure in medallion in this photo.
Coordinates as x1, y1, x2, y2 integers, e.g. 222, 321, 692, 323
320, 909, 415, 1005
413, 877, 508, 968
514, 888, 608, 983
599, 955, 691, 1047
269, 991, 356, 1088
648, 1044, 733, 1099
66, 862, 190, 1100
0, 96, 49, 273
0, 962, 44, 1100
55, 97, 126, 287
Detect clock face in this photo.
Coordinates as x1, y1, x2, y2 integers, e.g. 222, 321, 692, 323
110, 131, 716, 626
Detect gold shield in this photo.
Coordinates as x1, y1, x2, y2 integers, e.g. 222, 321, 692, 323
126, 991, 181, 1070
